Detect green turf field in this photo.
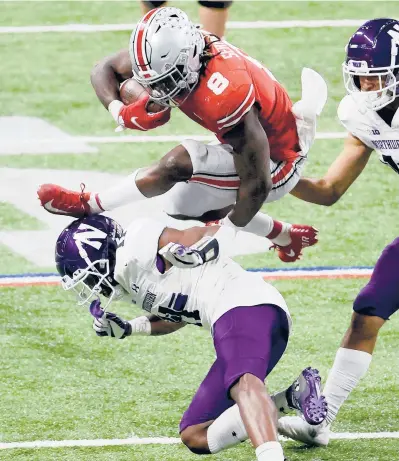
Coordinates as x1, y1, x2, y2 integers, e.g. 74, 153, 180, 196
1, 2, 398, 460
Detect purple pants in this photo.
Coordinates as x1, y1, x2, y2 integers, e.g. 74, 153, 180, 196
353, 236, 399, 320
179, 304, 289, 432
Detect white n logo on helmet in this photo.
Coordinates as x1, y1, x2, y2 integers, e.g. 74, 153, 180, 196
74, 224, 107, 258
387, 24, 399, 66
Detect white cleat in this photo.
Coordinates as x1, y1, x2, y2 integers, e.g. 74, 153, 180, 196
278, 415, 331, 447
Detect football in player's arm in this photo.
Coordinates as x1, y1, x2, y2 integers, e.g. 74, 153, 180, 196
39, 7, 325, 262
91, 48, 172, 131
279, 17, 399, 447
91, 40, 270, 227
94, 8, 325, 229
55, 214, 328, 461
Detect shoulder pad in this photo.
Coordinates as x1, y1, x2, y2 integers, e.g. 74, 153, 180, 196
337, 95, 364, 132
337, 95, 358, 122
124, 218, 166, 271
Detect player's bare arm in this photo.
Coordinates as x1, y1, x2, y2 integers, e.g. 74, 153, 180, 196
290, 134, 373, 206
159, 225, 220, 249
221, 107, 272, 227
280, 18, 399, 447
91, 56, 170, 131
38, 7, 320, 266
93, 310, 186, 338
158, 225, 225, 270
147, 314, 186, 335
90, 48, 133, 109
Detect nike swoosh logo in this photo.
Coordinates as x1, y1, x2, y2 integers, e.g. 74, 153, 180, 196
130, 117, 148, 131
286, 249, 295, 257
43, 199, 70, 215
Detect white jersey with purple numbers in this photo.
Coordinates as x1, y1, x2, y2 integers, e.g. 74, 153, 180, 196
338, 95, 399, 174
113, 218, 291, 331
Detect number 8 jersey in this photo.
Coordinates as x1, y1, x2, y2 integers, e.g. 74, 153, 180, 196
113, 217, 291, 331
179, 36, 301, 163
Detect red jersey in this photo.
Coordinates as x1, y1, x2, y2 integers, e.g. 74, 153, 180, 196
179, 39, 300, 162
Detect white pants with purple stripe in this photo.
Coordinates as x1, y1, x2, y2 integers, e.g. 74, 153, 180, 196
163, 139, 307, 218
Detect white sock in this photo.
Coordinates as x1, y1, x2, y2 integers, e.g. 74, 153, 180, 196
97, 170, 146, 211
242, 213, 292, 246
256, 441, 284, 461
272, 221, 292, 246
87, 193, 103, 214
324, 347, 372, 425
207, 404, 247, 453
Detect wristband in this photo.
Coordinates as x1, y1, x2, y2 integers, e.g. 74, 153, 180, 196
128, 316, 151, 336
108, 100, 125, 123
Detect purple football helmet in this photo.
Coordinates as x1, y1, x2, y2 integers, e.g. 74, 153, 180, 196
343, 18, 399, 110
55, 215, 125, 310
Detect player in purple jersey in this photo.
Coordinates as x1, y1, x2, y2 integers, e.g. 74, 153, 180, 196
55, 214, 327, 461
279, 18, 399, 446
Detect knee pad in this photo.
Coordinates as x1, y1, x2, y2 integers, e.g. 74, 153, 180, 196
198, 1, 233, 9
142, 0, 166, 8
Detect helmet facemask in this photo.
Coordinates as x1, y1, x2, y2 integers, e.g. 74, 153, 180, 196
61, 259, 123, 312
342, 19, 399, 111
136, 48, 200, 107
130, 7, 205, 108
55, 216, 126, 313
343, 61, 399, 111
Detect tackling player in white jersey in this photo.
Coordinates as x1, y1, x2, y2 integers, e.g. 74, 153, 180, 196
278, 18, 399, 446
55, 214, 328, 461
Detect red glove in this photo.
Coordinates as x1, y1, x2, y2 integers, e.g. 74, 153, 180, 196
116, 94, 171, 131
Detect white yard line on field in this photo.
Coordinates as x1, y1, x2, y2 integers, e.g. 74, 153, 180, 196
0, 131, 346, 151
0, 437, 181, 450
0, 19, 371, 34
1, 432, 399, 450
80, 131, 347, 143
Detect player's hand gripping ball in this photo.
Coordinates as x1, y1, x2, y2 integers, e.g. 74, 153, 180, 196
117, 78, 171, 131
119, 78, 164, 113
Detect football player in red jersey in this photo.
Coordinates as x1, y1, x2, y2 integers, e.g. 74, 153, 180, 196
38, 7, 327, 262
